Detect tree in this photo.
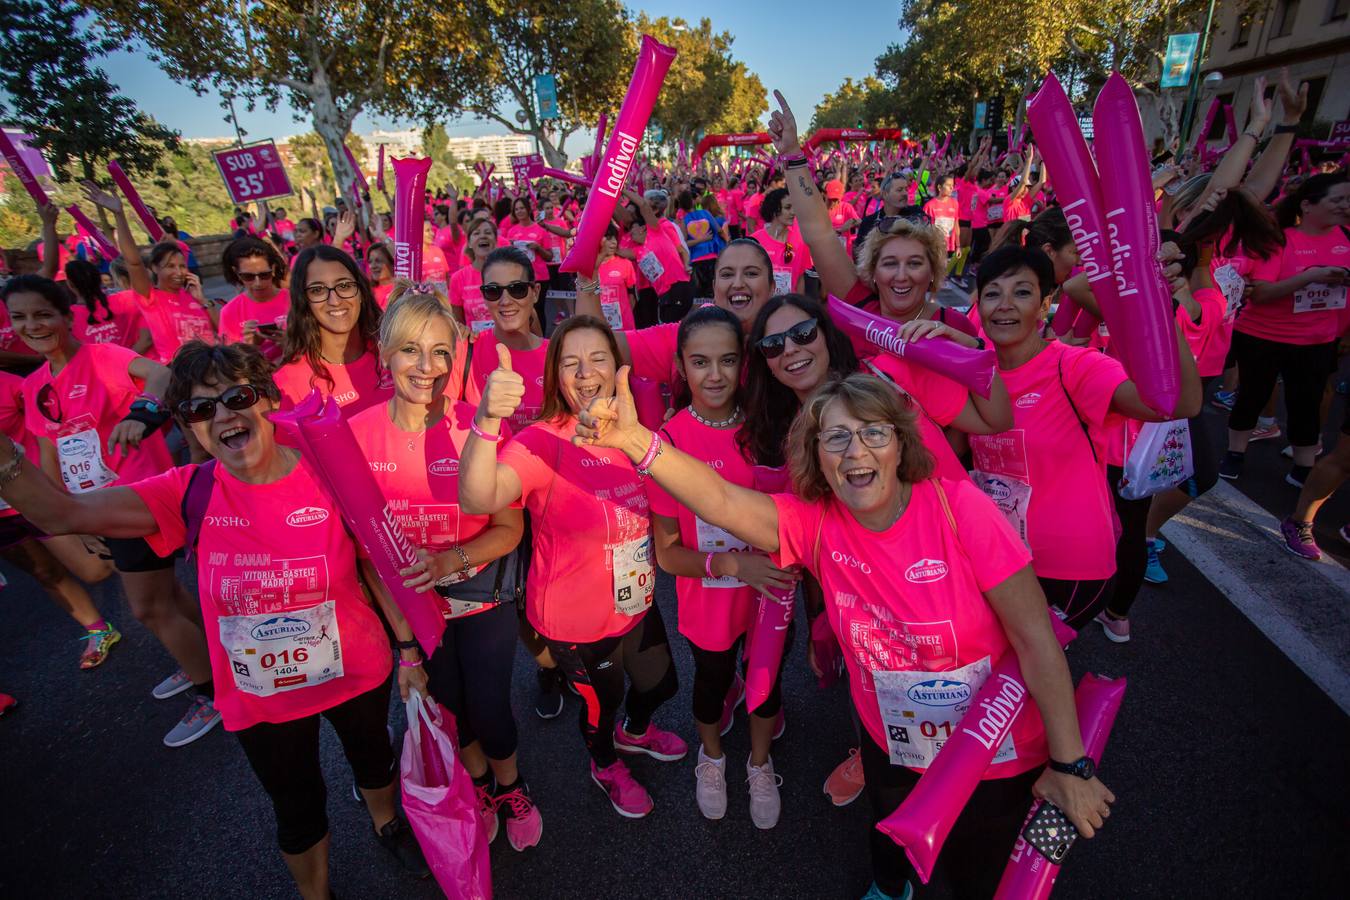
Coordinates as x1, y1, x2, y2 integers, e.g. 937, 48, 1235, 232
812, 77, 889, 130
0, 0, 179, 184
450, 0, 635, 168
285, 132, 369, 211
84, 0, 484, 219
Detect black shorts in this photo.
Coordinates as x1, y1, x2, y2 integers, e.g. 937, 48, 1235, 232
107, 536, 178, 573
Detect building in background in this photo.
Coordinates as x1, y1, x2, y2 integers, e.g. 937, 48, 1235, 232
443, 135, 534, 175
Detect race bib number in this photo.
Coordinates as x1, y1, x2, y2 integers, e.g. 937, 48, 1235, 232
1213, 264, 1245, 321
611, 534, 655, 616
470, 318, 494, 335
934, 217, 956, 237
695, 516, 750, 589
637, 251, 665, 285
988, 203, 1004, 221
512, 240, 535, 261
600, 284, 626, 330
773, 267, 794, 296
217, 600, 344, 697
971, 470, 1032, 547
57, 427, 118, 494
873, 655, 1015, 768
1294, 282, 1347, 314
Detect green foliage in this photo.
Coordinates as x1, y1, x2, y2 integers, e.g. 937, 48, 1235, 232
811, 77, 890, 130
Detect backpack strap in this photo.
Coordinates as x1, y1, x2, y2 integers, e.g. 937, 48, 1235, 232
180, 459, 218, 563
1057, 351, 1099, 465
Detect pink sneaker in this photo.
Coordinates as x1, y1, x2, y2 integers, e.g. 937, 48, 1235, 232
474, 780, 499, 843
614, 721, 689, 761
1281, 518, 1322, 561
496, 782, 543, 851
590, 759, 653, 818
1249, 422, 1282, 442
719, 673, 745, 736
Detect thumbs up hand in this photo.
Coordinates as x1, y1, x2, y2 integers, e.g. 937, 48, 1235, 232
479, 342, 526, 423
574, 365, 647, 458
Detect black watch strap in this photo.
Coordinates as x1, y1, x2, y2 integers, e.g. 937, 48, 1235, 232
395, 638, 421, 652
1048, 755, 1096, 779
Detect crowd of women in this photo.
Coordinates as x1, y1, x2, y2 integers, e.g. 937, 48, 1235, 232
0, 69, 1346, 899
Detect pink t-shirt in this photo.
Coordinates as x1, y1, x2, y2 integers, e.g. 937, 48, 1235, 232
864, 354, 971, 484
217, 290, 289, 345
1180, 286, 1232, 378
750, 226, 813, 296
272, 350, 393, 420
462, 331, 549, 432
434, 225, 465, 265
421, 244, 451, 285
130, 459, 392, 730
597, 257, 638, 331
1239, 227, 1349, 345
622, 227, 688, 295
138, 287, 217, 362
923, 197, 961, 252
500, 417, 654, 643
743, 193, 763, 228
624, 322, 680, 385
829, 201, 861, 255
773, 479, 1043, 778
646, 411, 758, 651
372, 283, 395, 310
71, 290, 146, 348
0, 371, 34, 518
720, 188, 745, 227
447, 266, 493, 335
985, 186, 1009, 224
969, 186, 993, 229
23, 342, 173, 493
504, 222, 552, 282
968, 342, 1126, 581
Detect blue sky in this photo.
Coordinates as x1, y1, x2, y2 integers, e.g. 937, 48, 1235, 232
94, 1, 902, 140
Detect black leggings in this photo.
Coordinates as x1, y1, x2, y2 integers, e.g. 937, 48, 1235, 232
687, 618, 796, 725
970, 226, 992, 263
1106, 464, 1150, 621
425, 603, 519, 761
1228, 332, 1338, 445
1038, 576, 1111, 631
236, 674, 395, 855
546, 604, 679, 767
861, 734, 1040, 898
657, 280, 694, 324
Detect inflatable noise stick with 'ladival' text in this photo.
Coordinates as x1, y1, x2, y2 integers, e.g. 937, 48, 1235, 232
560, 34, 677, 277
392, 157, 434, 282
270, 391, 446, 657
876, 614, 1077, 884
107, 160, 166, 242
992, 673, 1126, 900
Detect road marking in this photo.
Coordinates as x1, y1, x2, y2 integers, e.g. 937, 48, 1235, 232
1163, 480, 1350, 716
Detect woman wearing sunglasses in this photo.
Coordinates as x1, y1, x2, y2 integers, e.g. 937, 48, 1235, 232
217, 236, 291, 351
273, 245, 392, 419
0, 274, 218, 747
348, 292, 542, 852
575, 371, 1115, 900
460, 316, 685, 820
462, 247, 549, 433
749, 187, 812, 297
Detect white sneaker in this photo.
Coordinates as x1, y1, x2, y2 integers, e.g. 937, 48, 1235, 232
746, 755, 782, 830
694, 747, 727, 820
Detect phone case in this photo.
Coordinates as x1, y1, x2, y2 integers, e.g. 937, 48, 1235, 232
1021, 802, 1079, 864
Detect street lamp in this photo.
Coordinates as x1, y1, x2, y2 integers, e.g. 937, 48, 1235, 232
1179, 0, 1219, 146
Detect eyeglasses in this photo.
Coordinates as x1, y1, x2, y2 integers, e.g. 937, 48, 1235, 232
237, 271, 274, 283
756, 318, 819, 359
481, 280, 533, 302
305, 279, 360, 304
817, 423, 897, 454
176, 384, 265, 423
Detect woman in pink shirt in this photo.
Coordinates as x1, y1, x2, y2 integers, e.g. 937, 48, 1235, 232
217, 237, 290, 354
448, 219, 502, 335
463, 247, 550, 431
576, 371, 1115, 900
923, 175, 961, 253
503, 197, 570, 286
273, 245, 392, 420
460, 316, 686, 820
596, 226, 639, 331
349, 293, 542, 851
749, 187, 813, 295
0, 341, 431, 894
366, 242, 397, 309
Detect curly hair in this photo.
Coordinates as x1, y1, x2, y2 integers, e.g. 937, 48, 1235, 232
855, 216, 949, 295
166, 340, 281, 425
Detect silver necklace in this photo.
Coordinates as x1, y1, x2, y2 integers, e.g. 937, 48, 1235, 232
689, 406, 742, 429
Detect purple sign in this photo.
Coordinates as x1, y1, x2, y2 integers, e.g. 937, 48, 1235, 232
212, 141, 293, 204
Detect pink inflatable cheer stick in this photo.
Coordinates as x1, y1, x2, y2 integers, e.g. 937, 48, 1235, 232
376, 144, 386, 192
1026, 73, 1132, 373
560, 34, 677, 277
107, 160, 166, 242
271, 392, 447, 657
0, 130, 50, 205
745, 585, 795, 712
392, 156, 433, 281
593, 112, 609, 163
828, 296, 997, 399
538, 167, 592, 188
344, 144, 369, 196
1049, 294, 1079, 337
64, 205, 119, 260
877, 614, 1077, 884
1093, 73, 1182, 416
1071, 308, 1100, 340
993, 674, 1126, 900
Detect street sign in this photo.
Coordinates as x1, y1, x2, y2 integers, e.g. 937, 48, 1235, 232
973, 101, 988, 131
535, 74, 559, 121
212, 140, 292, 204
1161, 33, 1200, 88
1330, 121, 1350, 149
510, 153, 544, 190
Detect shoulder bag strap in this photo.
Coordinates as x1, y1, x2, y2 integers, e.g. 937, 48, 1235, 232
180, 459, 218, 563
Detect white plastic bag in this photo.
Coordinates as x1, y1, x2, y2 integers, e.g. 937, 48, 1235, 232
1117, 419, 1193, 500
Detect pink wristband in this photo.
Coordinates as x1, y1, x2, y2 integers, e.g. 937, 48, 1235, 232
398, 658, 423, 668
635, 431, 662, 475
704, 552, 717, 579
471, 419, 503, 443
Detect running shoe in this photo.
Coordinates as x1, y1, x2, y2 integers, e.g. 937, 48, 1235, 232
1286, 465, 1312, 488
534, 666, 564, 720
694, 747, 728, 820
823, 747, 865, 806
719, 672, 745, 736
746, 756, 783, 830
152, 668, 192, 700
1218, 451, 1245, 481
590, 759, 653, 818
0, 692, 15, 717
861, 881, 914, 900
375, 816, 430, 877
1143, 538, 1168, 585
1282, 440, 1323, 459
614, 720, 688, 761
474, 777, 500, 844
496, 781, 542, 851
162, 694, 222, 747
1210, 389, 1236, 411
1095, 611, 1131, 643
1249, 422, 1282, 442
79, 625, 121, 670
1280, 518, 1322, 562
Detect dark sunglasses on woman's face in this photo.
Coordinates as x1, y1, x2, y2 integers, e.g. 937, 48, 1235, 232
757, 318, 819, 359
177, 384, 264, 424
481, 280, 533, 302
237, 271, 274, 283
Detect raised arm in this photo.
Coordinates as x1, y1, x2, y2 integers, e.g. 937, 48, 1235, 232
459, 343, 527, 515
1202, 75, 1271, 203
1244, 68, 1307, 203
83, 181, 151, 298
37, 203, 61, 280
0, 435, 157, 538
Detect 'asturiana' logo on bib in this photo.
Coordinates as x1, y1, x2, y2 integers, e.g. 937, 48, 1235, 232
428, 457, 459, 477
250, 615, 311, 641
286, 506, 330, 527
1015, 392, 1041, 409
906, 678, 971, 706
905, 558, 949, 583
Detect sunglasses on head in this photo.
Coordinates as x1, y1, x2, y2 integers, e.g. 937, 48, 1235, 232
756, 318, 819, 359
481, 280, 533, 302
177, 384, 265, 424
877, 213, 932, 232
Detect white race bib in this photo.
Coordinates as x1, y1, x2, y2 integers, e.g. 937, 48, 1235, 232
637, 251, 665, 284
611, 534, 655, 616
600, 284, 626, 330
696, 516, 751, 589
56, 428, 118, 494
873, 655, 1016, 768
217, 600, 344, 696
512, 240, 535, 261
1293, 282, 1347, 314
773, 267, 794, 296
471, 318, 494, 335
934, 217, 956, 237
1213, 264, 1245, 322
988, 203, 1004, 221
971, 471, 1032, 548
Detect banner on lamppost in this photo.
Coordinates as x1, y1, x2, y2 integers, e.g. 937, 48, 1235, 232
535, 74, 559, 120
1161, 33, 1200, 88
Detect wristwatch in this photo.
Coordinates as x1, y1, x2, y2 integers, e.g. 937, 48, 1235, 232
1048, 755, 1097, 780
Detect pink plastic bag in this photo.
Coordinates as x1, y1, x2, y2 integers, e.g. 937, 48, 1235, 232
401, 691, 493, 900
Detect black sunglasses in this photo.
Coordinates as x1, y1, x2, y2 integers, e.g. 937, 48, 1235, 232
481, 280, 533, 302
177, 384, 264, 423
757, 318, 819, 359
877, 213, 932, 231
